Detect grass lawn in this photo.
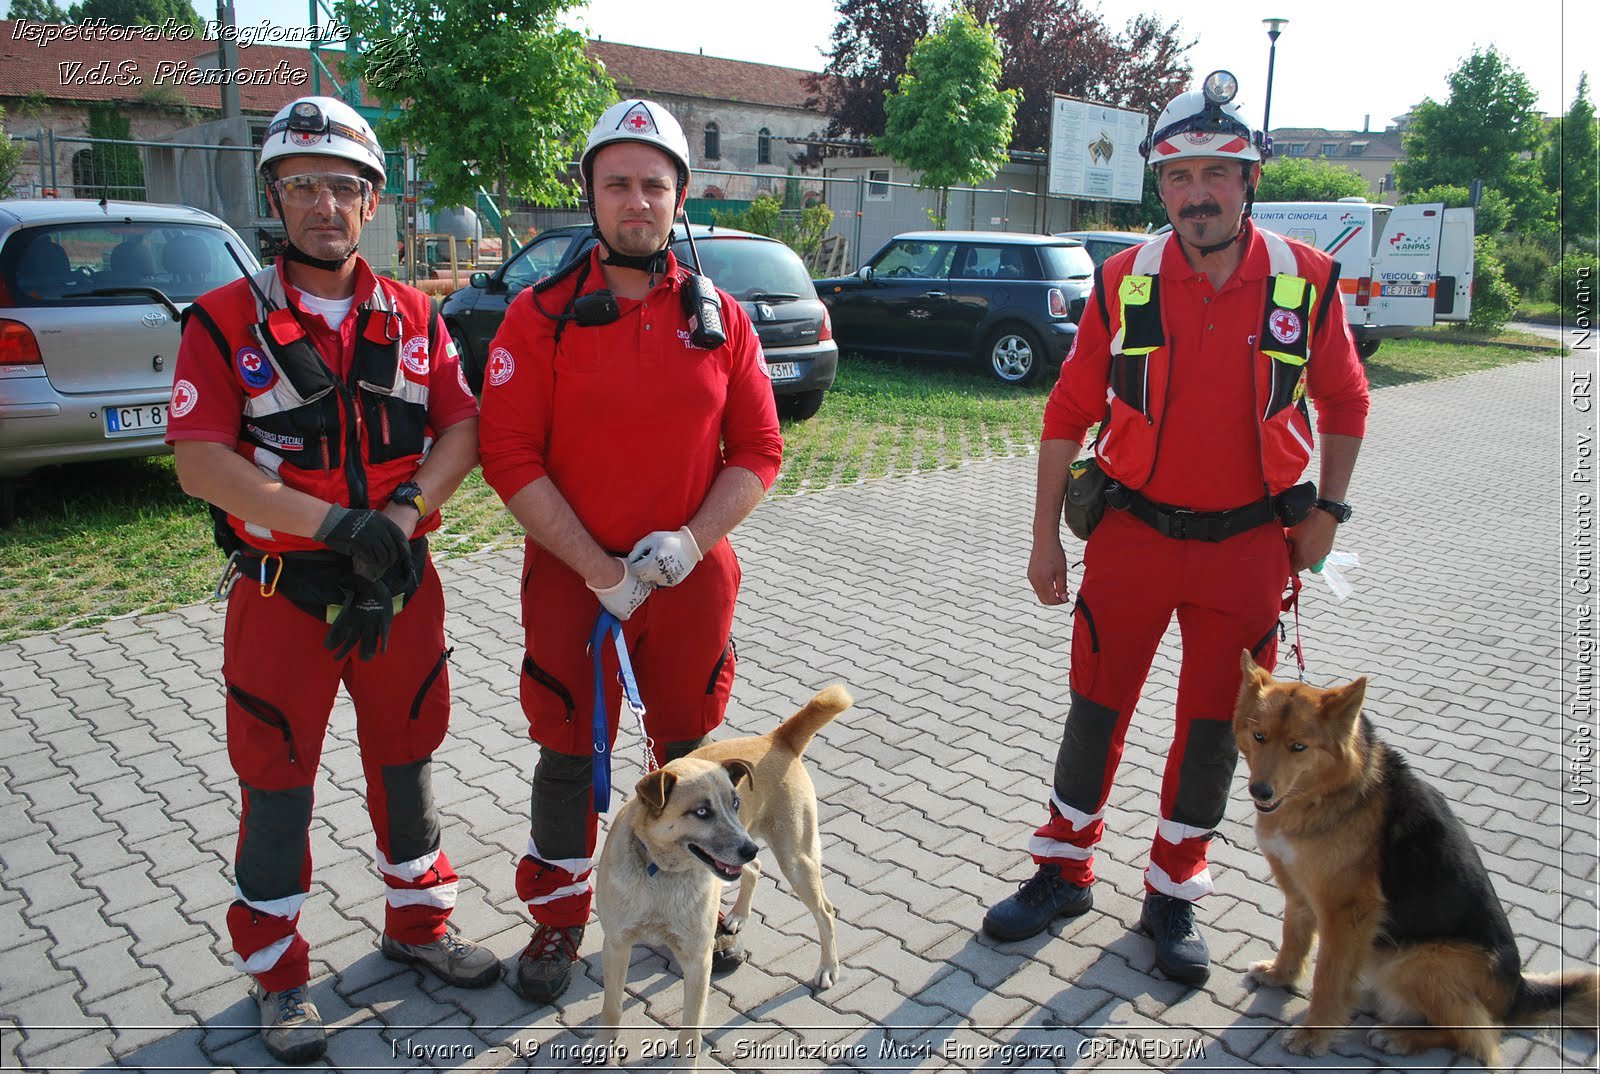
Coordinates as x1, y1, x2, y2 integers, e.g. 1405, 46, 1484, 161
0, 334, 1562, 642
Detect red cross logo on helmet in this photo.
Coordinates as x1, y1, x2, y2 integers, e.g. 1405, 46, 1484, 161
624, 108, 655, 134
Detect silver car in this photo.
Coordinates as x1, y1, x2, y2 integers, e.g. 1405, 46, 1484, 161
0, 199, 259, 524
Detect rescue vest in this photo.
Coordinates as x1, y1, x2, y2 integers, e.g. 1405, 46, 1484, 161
1095, 229, 1323, 495
183, 265, 438, 554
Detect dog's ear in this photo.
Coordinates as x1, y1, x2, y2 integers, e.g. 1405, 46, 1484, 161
722, 758, 755, 789
1321, 675, 1368, 731
1239, 648, 1273, 689
636, 768, 677, 813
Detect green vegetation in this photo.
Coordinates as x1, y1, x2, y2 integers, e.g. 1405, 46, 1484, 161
0, 336, 1561, 642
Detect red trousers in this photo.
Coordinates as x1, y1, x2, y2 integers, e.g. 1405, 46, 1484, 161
1030, 509, 1289, 900
222, 559, 459, 990
514, 538, 740, 927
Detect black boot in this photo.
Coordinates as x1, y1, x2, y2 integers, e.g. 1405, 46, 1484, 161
1137, 892, 1210, 984
981, 864, 1093, 941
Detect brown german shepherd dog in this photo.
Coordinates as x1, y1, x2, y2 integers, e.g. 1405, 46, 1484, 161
1234, 651, 1598, 1065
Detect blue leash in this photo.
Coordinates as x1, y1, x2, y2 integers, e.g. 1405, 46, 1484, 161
589, 609, 648, 813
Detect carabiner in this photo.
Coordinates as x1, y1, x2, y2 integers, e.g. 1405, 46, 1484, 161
259, 554, 284, 598
213, 550, 241, 601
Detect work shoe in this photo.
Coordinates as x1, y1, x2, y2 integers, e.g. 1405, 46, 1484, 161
252, 982, 326, 1064
381, 925, 500, 988
981, 863, 1094, 941
512, 924, 584, 1004
1137, 891, 1211, 985
711, 913, 745, 975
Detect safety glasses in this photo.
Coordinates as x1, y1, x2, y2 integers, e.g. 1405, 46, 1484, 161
273, 173, 373, 210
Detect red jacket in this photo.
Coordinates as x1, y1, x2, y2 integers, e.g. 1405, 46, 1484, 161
478, 247, 783, 552
167, 259, 478, 553
1044, 224, 1369, 509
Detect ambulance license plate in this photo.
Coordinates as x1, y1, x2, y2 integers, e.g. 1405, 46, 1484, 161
104, 403, 169, 437
767, 362, 800, 381
1384, 284, 1428, 297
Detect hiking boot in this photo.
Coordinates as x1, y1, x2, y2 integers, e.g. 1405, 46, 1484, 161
512, 924, 583, 1004
711, 913, 745, 975
1138, 891, 1211, 985
252, 983, 326, 1064
981, 863, 1093, 941
381, 925, 500, 988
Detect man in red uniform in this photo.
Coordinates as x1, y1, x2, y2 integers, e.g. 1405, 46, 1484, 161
478, 99, 783, 1004
982, 72, 1370, 984
167, 96, 498, 1063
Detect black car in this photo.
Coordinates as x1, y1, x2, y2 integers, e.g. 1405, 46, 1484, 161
441, 223, 837, 419
813, 231, 1095, 385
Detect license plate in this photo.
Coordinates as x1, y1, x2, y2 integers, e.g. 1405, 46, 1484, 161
1384, 284, 1429, 297
104, 403, 169, 437
768, 362, 800, 381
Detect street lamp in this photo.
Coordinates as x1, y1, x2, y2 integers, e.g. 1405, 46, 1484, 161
1262, 17, 1288, 139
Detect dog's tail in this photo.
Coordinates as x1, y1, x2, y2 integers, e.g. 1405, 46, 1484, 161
1508, 969, 1600, 1028
772, 684, 852, 755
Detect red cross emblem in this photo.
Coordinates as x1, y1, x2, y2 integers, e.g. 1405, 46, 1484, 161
241, 353, 261, 373
625, 111, 653, 133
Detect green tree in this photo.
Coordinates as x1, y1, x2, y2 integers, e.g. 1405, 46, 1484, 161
877, 9, 1018, 227
1541, 73, 1598, 252
1394, 47, 1552, 233
68, 0, 199, 26
6, 0, 69, 20
1256, 157, 1371, 202
0, 107, 26, 197
342, 0, 614, 234
83, 104, 144, 199
1401, 183, 1512, 236
710, 195, 835, 266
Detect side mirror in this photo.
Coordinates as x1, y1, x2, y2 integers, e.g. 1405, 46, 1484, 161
858, 264, 875, 281
469, 271, 490, 289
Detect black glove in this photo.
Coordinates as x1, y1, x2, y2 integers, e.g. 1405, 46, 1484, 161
316, 505, 409, 581
324, 576, 395, 661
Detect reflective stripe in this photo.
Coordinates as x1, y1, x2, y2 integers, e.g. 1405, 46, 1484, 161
1145, 861, 1214, 901
1268, 350, 1308, 367
1287, 418, 1313, 455
234, 934, 295, 974
244, 521, 274, 541
387, 881, 458, 910
1131, 233, 1168, 275
528, 881, 590, 906
234, 887, 308, 920
375, 845, 442, 883
251, 446, 284, 479
1027, 835, 1095, 861
1259, 229, 1298, 276
1156, 817, 1213, 845
526, 837, 593, 878
1049, 792, 1106, 830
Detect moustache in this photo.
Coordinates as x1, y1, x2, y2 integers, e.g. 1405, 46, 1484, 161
1180, 202, 1224, 219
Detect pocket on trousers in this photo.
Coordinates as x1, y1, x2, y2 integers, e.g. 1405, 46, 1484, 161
1069, 596, 1102, 698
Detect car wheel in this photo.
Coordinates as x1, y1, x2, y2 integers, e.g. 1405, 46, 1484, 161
1356, 339, 1380, 361
778, 389, 825, 422
448, 324, 481, 393
984, 325, 1043, 385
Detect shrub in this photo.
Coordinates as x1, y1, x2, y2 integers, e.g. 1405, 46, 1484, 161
1496, 234, 1558, 300
711, 194, 835, 265
1468, 234, 1518, 331
1547, 252, 1599, 318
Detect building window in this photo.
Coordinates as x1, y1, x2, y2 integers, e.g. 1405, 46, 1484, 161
1285, 143, 1306, 157
867, 168, 891, 201
757, 128, 772, 165
704, 122, 720, 161
702, 185, 724, 199
1347, 141, 1368, 156
1323, 142, 1339, 156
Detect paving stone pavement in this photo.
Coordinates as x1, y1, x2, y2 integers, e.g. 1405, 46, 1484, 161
1, 354, 1596, 1073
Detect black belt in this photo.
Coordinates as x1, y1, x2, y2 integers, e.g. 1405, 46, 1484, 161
229, 537, 428, 617
1105, 482, 1314, 542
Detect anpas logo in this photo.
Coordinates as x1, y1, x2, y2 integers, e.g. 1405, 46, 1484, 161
1387, 231, 1433, 254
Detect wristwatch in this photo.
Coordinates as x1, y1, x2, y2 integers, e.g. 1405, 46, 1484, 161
1314, 498, 1353, 523
390, 481, 427, 518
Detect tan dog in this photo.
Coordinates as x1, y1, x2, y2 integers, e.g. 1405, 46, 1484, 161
1235, 652, 1598, 1065
594, 685, 851, 1064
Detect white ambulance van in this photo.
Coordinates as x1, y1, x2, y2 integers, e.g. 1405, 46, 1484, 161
1249, 199, 1475, 357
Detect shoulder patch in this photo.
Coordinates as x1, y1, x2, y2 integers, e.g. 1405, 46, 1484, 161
235, 346, 276, 392
486, 347, 515, 387
171, 379, 199, 418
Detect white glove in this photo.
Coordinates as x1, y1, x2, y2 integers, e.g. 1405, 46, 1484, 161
625, 526, 703, 587
588, 558, 653, 620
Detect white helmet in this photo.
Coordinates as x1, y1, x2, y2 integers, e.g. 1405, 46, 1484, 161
1140, 71, 1268, 167
580, 99, 692, 199
259, 96, 386, 187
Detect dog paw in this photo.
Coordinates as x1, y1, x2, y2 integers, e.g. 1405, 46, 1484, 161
721, 912, 746, 935
1366, 1027, 1409, 1055
1247, 960, 1296, 989
1282, 1025, 1334, 1057
813, 962, 843, 991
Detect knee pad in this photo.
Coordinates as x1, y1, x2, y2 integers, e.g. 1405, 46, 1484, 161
1053, 690, 1120, 814
531, 747, 594, 861
1171, 718, 1239, 830
381, 756, 440, 864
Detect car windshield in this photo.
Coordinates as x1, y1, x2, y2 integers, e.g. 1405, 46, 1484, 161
677, 236, 814, 300
4, 221, 250, 305
1035, 244, 1095, 280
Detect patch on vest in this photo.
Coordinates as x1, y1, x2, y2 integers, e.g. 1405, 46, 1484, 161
456, 363, 471, 396
246, 425, 306, 452
236, 346, 276, 392
486, 347, 515, 387
1268, 309, 1303, 345
401, 335, 429, 376
754, 345, 771, 378
171, 379, 199, 418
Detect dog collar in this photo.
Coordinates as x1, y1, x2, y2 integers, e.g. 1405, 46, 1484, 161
637, 838, 658, 878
